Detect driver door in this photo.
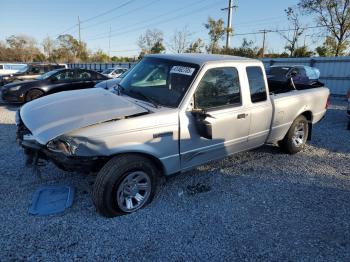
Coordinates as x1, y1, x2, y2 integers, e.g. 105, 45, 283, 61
179, 66, 251, 170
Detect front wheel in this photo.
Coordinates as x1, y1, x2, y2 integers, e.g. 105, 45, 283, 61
92, 155, 159, 217
278, 115, 309, 154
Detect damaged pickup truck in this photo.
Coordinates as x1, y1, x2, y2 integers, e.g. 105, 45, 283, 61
16, 54, 329, 217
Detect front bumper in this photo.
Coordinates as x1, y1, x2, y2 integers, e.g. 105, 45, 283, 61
17, 122, 106, 173
1, 88, 24, 103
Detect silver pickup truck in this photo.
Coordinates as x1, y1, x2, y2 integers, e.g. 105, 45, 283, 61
17, 54, 329, 217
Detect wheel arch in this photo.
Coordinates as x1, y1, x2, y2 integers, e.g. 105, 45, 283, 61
108, 152, 166, 177
299, 110, 313, 140
25, 87, 45, 101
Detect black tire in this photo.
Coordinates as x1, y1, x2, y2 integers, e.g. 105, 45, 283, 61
278, 115, 309, 154
92, 154, 159, 217
25, 89, 44, 102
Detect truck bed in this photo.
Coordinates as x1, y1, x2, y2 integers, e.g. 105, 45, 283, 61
267, 87, 329, 143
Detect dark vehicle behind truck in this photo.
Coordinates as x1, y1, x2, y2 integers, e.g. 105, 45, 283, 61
0, 63, 67, 86
266, 65, 324, 94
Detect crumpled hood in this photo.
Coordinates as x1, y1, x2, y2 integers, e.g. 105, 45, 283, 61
20, 88, 148, 144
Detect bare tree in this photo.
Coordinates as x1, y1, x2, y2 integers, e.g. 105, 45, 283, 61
168, 27, 192, 53
42, 36, 56, 61
279, 7, 305, 56
137, 29, 164, 54
299, 0, 350, 56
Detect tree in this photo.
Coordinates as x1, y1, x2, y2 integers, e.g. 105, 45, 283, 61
52, 34, 88, 62
280, 7, 305, 56
89, 49, 110, 62
222, 38, 259, 58
316, 35, 348, 56
137, 29, 164, 55
168, 27, 192, 53
205, 17, 226, 53
299, 0, 350, 56
6, 35, 43, 62
186, 38, 205, 53
294, 45, 315, 56
42, 36, 56, 62
150, 41, 165, 54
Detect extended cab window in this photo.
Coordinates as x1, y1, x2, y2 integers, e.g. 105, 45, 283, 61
246, 66, 267, 103
195, 67, 241, 110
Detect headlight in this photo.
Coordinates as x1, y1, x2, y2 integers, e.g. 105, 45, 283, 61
47, 137, 78, 156
9, 85, 22, 91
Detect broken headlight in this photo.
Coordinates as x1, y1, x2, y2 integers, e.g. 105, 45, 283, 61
47, 137, 78, 156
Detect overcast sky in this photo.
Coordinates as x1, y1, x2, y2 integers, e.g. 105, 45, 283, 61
1, 0, 320, 57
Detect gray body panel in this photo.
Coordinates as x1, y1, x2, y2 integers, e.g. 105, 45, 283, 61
20, 54, 329, 175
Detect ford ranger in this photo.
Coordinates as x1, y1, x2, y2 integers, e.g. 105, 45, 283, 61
16, 54, 329, 217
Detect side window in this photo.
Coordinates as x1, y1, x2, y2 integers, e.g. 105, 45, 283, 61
55, 70, 75, 81
195, 67, 241, 110
246, 66, 267, 103
77, 70, 92, 80
0, 65, 3, 69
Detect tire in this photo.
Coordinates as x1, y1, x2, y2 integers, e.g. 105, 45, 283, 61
278, 115, 309, 154
92, 154, 159, 217
25, 89, 44, 102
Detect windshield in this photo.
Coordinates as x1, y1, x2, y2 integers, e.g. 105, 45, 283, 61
102, 68, 114, 74
268, 66, 291, 77
35, 69, 60, 80
119, 57, 199, 108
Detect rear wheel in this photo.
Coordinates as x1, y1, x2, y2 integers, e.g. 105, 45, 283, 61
25, 89, 44, 102
92, 155, 159, 217
278, 115, 309, 154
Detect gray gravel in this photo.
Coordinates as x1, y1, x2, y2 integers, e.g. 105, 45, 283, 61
0, 97, 349, 261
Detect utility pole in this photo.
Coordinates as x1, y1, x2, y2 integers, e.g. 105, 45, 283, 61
78, 16, 81, 44
108, 25, 112, 59
221, 0, 238, 49
259, 29, 272, 58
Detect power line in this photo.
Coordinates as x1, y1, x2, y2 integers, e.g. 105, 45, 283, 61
54, 0, 136, 37
85, 0, 212, 40
81, 0, 161, 30
87, 0, 223, 41
81, 0, 136, 24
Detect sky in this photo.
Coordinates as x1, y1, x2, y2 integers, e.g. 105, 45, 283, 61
0, 0, 321, 57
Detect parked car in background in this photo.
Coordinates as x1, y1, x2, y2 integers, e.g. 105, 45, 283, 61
101, 67, 128, 78
0, 63, 68, 86
1, 68, 108, 103
95, 69, 129, 91
266, 65, 324, 94
16, 54, 329, 217
0, 63, 27, 75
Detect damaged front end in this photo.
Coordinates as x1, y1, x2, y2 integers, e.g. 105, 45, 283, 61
16, 114, 107, 173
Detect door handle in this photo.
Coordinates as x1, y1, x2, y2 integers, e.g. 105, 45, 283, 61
237, 113, 248, 119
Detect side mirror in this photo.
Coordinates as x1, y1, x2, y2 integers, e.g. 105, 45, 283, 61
191, 109, 213, 139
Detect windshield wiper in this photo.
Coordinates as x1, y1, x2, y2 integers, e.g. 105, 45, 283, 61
127, 89, 160, 108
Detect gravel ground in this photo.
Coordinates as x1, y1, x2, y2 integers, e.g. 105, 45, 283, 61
0, 97, 349, 261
